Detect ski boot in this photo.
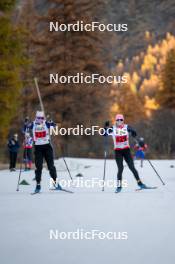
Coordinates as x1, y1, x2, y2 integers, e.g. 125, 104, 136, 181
55, 182, 63, 190
34, 184, 41, 193
50, 178, 62, 190
137, 181, 147, 189
115, 186, 122, 193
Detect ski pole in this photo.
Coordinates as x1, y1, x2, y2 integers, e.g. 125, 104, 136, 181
147, 159, 165, 185
102, 135, 108, 191
60, 144, 73, 181
134, 138, 165, 185
34, 78, 72, 182
16, 152, 23, 191
34, 77, 45, 116
63, 157, 73, 181
34, 78, 56, 158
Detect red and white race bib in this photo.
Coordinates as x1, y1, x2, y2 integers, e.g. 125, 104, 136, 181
112, 125, 130, 150
33, 122, 50, 145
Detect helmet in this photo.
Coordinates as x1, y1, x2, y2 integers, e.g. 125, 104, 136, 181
36, 111, 44, 118
139, 137, 144, 141
115, 114, 124, 121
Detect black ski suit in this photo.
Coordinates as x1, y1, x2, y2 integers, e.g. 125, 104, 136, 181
115, 148, 140, 182
34, 143, 57, 184
23, 121, 57, 184
105, 124, 141, 184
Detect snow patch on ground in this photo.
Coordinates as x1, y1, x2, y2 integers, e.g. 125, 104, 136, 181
0, 158, 175, 264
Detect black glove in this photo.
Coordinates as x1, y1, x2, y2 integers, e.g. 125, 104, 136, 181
128, 125, 137, 138
104, 121, 110, 127
131, 130, 137, 138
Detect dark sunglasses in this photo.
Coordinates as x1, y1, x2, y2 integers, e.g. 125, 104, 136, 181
116, 119, 124, 121
37, 117, 44, 120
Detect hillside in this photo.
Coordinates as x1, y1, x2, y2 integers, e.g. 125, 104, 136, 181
108, 0, 175, 60
17, 0, 175, 61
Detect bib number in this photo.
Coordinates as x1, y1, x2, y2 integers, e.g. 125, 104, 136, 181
35, 131, 46, 138
116, 135, 127, 143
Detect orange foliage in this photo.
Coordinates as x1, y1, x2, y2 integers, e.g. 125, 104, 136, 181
113, 33, 175, 117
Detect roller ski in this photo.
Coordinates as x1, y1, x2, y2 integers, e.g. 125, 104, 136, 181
50, 180, 74, 194
136, 182, 157, 191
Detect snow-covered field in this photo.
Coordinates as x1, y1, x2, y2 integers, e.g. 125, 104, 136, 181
0, 158, 175, 264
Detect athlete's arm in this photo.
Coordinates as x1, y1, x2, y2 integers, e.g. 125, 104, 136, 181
23, 121, 33, 133
46, 120, 56, 128
127, 125, 137, 137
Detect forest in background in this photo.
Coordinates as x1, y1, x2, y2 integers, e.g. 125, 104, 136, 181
0, 0, 175, 161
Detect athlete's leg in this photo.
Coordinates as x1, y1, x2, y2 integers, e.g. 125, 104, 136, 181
34, 146, 43, 184
115, 150, 124, 186
123, 148, 141, 182
44, 144, 57, 182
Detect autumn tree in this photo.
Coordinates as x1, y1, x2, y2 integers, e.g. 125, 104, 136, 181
114, 83, 145, 124
16, 0, 38, 118
157, 48, 175, 109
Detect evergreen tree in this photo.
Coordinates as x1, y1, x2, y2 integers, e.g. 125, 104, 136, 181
0, 0, 25, 145
19, 0, 112, 156
157, 49, 175, 109
0, 0, 15, 12
16, 0, 38, 118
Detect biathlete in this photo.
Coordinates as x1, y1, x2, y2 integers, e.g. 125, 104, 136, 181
134, 137, 148, 168
23, 132, 33, 171
23, 111, 62, 193
105, 114, 147, 192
